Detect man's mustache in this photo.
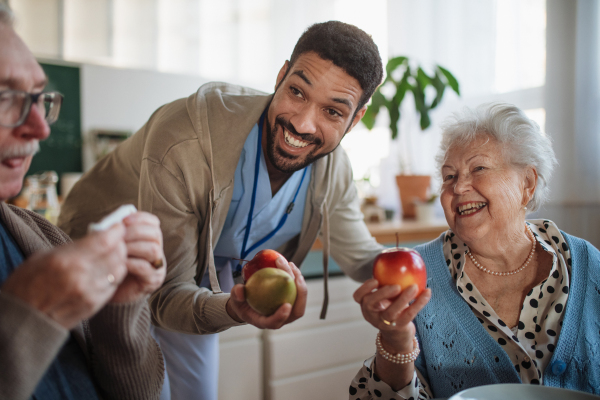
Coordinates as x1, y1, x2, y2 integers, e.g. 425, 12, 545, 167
0, 141, 40, 161
275, 116, 322, 145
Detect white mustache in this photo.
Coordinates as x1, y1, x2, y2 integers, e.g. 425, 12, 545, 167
0, 141, 40, 162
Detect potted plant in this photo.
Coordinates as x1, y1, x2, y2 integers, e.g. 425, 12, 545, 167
361, 56, 460, 219
414, 193, 439, 223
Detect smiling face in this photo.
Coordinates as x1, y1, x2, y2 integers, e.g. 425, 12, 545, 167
440, 135, 536, 245
0, 24, 49, 201
263, 52, 366, 174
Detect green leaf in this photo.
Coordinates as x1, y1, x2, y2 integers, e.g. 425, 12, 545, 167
361, 106, 377, 130
429, 70, 446, 110
419, 111, 431, 130
385, 56, 408, 81
361, 90, 386, 130
388, 98, 401, 140
437, 65, 460, 95
392, 78, 409, 106
416, 67, 432, 89
411, 81, 432, 130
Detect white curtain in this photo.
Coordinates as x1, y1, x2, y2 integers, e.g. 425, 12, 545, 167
574, 0, 600, 203
541, 0, 600, 247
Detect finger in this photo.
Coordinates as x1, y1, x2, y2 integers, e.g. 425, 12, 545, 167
231, 284, 246, 302
353, 279, 379, 303
100, 239, 129, 282
123, 211, 161, 228
393, 288, 431, 327
84, 223, 126, 254
275, 256, 292, 276
124, 257, 165, 292
288, 263, 307, 321
254, 303, 292, 329
362, 284, 402, 313
125, 240, 163, 263
382, 284, 420, 320
123, 223, 163, 244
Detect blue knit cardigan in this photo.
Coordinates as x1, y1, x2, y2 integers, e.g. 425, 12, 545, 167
413, 232, 600, 397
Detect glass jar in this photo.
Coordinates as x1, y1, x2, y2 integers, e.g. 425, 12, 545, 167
26, 171, 60, 224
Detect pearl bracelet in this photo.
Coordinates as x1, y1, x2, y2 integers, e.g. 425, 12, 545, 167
376, 332, 420, 364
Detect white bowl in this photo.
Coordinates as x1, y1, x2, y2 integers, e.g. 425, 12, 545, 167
449, 383, 599, 400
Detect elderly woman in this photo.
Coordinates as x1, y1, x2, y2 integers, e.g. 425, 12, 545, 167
351, 103, 600, 399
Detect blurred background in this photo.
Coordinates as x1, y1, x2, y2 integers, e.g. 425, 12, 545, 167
10, 0, 599, 247
6, 1, 600, 399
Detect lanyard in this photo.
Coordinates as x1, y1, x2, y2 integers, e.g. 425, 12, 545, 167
234, 111, 308, 275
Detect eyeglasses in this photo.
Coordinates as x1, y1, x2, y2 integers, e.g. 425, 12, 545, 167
0, 90, 63, 128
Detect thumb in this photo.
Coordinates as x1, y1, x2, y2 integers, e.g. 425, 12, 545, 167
231, 284, 246, 302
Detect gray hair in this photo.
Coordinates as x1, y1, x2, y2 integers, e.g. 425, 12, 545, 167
435, 102, 558, 212
0, 2, 14, 26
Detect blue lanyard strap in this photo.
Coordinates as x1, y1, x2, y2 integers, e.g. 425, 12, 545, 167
235, 111, 308, 274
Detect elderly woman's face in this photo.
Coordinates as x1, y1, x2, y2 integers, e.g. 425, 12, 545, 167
440, 135, 529, 244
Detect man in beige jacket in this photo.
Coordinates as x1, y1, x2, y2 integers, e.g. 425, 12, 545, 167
0, 5, 166, 399
59, 21, 385, 399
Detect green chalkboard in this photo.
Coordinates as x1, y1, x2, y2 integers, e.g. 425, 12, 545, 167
28, 62, 82, 194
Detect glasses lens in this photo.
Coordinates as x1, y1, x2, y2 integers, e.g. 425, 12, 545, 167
41, 92, 62, 125
0, 91, 28, 127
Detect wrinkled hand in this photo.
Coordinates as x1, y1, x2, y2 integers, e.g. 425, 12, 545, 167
1, 224, 128, 330
226, 257, 307, 329
110, 212, 166, 304
354, 279, 431, 353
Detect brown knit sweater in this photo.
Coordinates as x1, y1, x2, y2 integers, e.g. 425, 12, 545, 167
0, 203, 164, 400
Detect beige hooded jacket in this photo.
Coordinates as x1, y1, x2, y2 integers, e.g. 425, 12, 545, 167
58, 82, 383, 334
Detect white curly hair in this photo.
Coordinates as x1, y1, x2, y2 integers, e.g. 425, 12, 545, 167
435, 102, 558, 212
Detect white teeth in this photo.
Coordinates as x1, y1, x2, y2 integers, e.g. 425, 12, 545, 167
284, 130, 309, 148
457, 202, 487, 215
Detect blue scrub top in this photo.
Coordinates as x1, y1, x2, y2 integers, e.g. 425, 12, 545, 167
205, 123, 310, 291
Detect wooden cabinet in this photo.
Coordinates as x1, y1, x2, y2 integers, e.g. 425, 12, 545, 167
218, 276, 374, 400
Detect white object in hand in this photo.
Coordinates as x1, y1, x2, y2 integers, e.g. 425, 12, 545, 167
88, 204, 137, 232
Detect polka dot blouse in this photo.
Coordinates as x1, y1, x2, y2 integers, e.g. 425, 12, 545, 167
350, 219, 571, 399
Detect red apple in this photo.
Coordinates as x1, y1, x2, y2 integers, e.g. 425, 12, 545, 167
242, 249, 283, 282
373, 247, 427, 296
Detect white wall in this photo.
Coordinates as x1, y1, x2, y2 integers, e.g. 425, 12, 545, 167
80, 64, 208, 170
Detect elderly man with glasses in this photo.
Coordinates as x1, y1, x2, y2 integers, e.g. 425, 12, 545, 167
0, 5, 166, 400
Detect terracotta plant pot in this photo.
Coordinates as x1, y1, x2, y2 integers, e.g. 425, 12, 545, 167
395, 175, 431, 219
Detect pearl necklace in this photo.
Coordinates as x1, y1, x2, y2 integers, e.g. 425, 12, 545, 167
467, 225, 536, 276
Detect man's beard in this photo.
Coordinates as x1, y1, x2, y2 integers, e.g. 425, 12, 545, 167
264, 114, 328, 174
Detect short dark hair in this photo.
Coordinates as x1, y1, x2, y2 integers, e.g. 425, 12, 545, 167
289, 21, 383, 111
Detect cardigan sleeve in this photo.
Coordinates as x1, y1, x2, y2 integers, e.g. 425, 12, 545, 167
85, 297, 164, 400
140, 158, 243, 334
0, 292, 69, 400
325, 149, 384, 283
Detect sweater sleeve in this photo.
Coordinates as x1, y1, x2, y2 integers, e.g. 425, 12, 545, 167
0, 292, 68, 400
326, 151, 384, 282
140, 158, 244, 334
85, 298, 164, 400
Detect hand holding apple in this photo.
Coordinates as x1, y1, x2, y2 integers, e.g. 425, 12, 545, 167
227, 255, 307, 329
372, 247, 427, 296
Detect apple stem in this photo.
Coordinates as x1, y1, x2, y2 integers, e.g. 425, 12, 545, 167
396, 232, 399, 248
231, 257, 251, 264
